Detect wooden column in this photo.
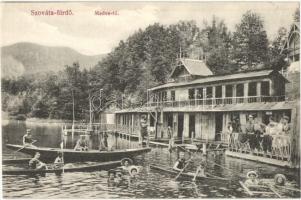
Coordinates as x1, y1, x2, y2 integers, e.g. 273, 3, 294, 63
244, 83, 249, 103
269, 80, 274, 96
195, 113, 201, 139
290, 107, 300, 168
222, 85, 226, 104
173, 113, 178, 138
212, 86, 216, 105
131, 114, 134, 135
233, 85, 237, 103
184, 113, 189, 138
256, 82, 261, 102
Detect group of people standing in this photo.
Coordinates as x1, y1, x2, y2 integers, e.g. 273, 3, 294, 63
227, 114, 291, 157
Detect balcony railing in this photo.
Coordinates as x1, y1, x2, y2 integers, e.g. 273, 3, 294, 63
146, 96, 286, 108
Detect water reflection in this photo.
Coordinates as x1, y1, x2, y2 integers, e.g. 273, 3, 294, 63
2, 120, 301, 198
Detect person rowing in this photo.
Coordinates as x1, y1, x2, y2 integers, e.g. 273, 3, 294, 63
53, 152, 64, 169
29, 152, 47, 170
23, 129, 37, 148
173, 152, 191, 172
74, 135, 89, 151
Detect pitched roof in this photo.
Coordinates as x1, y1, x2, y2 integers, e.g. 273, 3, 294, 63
150, 69, 288, 91
170, 58, 213, 78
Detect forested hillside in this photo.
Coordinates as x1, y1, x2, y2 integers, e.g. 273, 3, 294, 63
1, 42, 105, 78
2, 10, 296, 120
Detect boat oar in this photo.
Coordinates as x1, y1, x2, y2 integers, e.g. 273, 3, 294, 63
175, 157, 193, 180
207, 159, 245, 178
15, 140, 37, 153
60, 141, 65, 174
268, 185, 282, 198
275, 185, 301, 193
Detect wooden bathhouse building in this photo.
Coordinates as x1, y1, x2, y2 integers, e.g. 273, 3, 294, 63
115, 57, 300, 168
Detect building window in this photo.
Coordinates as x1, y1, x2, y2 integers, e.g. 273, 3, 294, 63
188, 88, 195, 99
261, 81, 270, 96
226, 85, 233, 97
248, 82, 257, 96
171, 90, 175, 101
215, 86, 222, 98
236, 84, 244, 97
206, 87, 212, 98
196, 88, 203, 99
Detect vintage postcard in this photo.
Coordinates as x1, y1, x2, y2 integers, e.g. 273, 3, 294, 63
1, 1, 300, 199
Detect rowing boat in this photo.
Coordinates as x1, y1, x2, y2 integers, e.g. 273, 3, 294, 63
239, 181, 282, 197
6, 144, 151, 163
149, 164, 230, 181
2, 158, 31, 164
3, 160, 121, 175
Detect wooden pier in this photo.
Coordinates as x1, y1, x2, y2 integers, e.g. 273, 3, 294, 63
225, 150, 291, 168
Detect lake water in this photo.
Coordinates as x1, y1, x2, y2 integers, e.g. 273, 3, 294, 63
2, 120, 300, 198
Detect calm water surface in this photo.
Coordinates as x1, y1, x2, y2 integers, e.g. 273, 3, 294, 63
2, 120, 300, 198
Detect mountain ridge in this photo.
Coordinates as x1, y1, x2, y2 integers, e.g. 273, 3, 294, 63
1, 42, 106, 78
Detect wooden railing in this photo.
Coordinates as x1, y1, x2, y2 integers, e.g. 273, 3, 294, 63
221, 132, 291, 161
62, 123, 116, 135
147, 96, 286, 108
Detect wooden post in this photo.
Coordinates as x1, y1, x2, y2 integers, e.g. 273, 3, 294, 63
244, 82, 249, 103
155, 109, 158, 139
203, 143, 207, 155
256, 82, 261, 102
222, 85, 226, 104
290, 106, 300, 168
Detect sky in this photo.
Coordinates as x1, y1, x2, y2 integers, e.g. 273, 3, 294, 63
1, 2, 299, 55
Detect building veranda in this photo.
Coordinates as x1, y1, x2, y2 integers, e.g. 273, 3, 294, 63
115, 56, 300, 169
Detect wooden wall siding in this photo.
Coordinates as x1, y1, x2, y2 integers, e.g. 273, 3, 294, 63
199, 113, 215, 140
184, 113, 190, 137
195, 113, 201, 138
222, 113, 231, 133
239, 112, 247, 133
173, 113, 178, 138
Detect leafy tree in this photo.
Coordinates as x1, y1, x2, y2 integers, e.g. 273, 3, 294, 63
267, 27, 289, 70
232, 11, 269, 69
201, 17, 236, 74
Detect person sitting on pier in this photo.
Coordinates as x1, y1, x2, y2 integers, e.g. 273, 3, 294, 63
244, 171, 260, 187
29, 152, 47, 170
74, 135, 89, 151
23, 129, 37, 148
